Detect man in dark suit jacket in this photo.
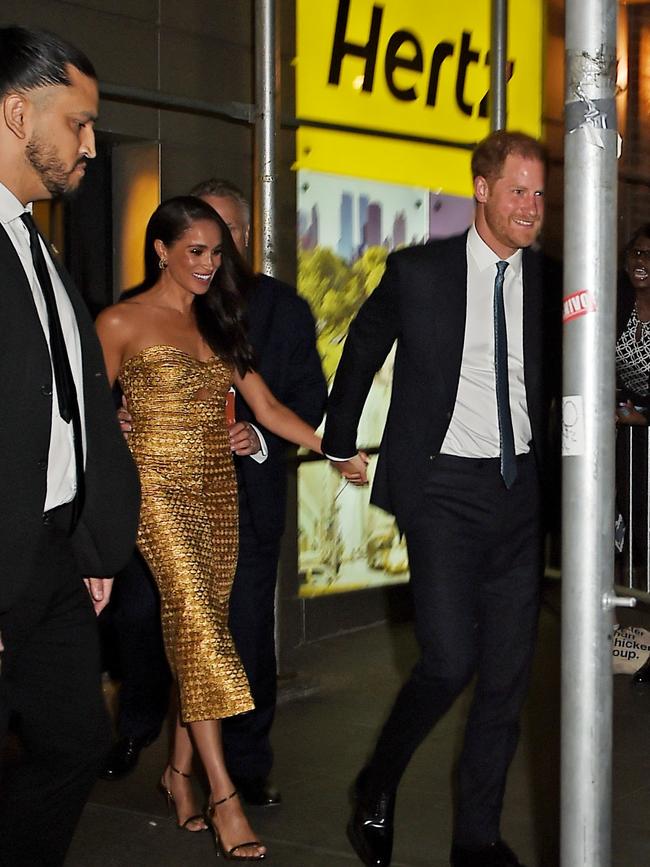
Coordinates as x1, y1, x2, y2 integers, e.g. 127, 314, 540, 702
324, 131, 549, 867
102, 179, 327, 806
0, 27, 140, 866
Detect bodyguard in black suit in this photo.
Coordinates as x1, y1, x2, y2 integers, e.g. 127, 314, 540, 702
102, 180, 327, 805
0, 27, 139, 866
324, 131, 550, 867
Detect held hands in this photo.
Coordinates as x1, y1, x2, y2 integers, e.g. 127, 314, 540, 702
330, 451, 369, 486
228, 421, 261, 456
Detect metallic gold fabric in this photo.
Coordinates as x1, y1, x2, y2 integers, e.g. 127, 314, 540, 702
119, 344, 253, 722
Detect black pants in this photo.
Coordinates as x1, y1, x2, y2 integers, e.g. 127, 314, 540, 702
363, 453, 542, 849
0, 511, 110, 867
222, 492, 281, 781
106, 550, 170, 741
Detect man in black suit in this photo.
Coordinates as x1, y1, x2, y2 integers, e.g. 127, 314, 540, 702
102, 179, 328, 806
324, 131, 549, 867
0, 27, 140, 866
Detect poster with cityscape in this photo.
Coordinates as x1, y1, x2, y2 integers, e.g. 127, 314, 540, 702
297, 169, 474, 596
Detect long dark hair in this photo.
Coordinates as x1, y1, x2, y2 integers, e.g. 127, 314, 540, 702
136, 196, 256, 376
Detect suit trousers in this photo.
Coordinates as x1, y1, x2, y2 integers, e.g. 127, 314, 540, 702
222, 489, 281, 780
107, 549, 171, 741
364, 451, 542, 848
0, 509, 111, 866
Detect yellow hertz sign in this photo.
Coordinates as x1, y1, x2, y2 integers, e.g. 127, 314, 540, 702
296, 0, 543, 194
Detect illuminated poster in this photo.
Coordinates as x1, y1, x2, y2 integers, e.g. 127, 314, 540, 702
297, 170, 473, 596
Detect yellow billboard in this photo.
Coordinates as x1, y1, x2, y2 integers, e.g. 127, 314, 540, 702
296, 0, 543, 194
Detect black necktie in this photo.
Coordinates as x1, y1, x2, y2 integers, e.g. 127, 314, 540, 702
21, 212, 85, 512
493, 260, 517, 489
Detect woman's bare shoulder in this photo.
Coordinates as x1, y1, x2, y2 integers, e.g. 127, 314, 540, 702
96, 297, 149, 333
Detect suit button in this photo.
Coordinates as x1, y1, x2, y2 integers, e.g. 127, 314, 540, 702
38, 458, 47, 470
41, 384, 52, 397
429, 454, 437, 461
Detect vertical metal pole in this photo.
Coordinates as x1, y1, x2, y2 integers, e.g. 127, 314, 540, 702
489, 0, 508, 131
561, 1, 628, 864
254, 0, 277, 277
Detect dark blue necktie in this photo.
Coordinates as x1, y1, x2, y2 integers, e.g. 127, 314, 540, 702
21, 212, 85, 513
493, 260, 517, 489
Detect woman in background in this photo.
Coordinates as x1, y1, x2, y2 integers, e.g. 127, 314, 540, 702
616, 225, 650, 685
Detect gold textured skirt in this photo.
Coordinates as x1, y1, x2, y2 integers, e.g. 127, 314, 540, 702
119, 345, 253, 722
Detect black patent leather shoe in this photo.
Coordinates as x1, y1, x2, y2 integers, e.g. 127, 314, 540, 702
347, 772, 395, 867
233, 777, 281, 807
632, 656, 650, 685
450, 839, 527, 867
99, 735, 156, 781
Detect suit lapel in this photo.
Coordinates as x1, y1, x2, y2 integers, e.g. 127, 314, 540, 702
522, 247, 542, 389
429, 233, 468, 404
0, 225, 49, 344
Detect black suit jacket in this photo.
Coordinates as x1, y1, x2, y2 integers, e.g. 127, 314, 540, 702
234, 274, 327, 542
322, 231, 549, 532
0, 226, 140, 613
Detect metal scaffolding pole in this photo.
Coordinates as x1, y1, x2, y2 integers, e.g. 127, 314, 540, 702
489, 0, 508, 131
254, 0, 277, 277
561, 1, 633, 864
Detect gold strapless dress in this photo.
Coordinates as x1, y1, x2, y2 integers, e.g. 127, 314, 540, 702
119, 344, 253, 722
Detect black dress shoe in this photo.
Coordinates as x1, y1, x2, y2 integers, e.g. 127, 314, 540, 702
233, 777, 281, 807
347, 771, 395, 867
450, 839, 527, 867
100, 735, 155, 781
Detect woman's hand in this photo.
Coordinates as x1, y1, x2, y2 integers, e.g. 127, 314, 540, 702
616, 400, 648, 426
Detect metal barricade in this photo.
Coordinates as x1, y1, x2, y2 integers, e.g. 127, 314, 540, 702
616, 424, 650, 596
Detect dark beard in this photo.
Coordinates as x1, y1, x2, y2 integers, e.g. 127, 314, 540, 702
25, 135, 81, 198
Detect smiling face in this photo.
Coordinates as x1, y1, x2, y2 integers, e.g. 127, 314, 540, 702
474, 153, 545, 258
155, 219, 223, 297
625, 235, 650, 293
22, 64, 98, 200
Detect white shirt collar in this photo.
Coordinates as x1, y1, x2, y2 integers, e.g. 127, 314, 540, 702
467, 222, 523, 277
0, 181, 32, 224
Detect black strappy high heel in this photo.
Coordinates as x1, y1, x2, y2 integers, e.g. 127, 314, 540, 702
158, 764, 207, 832
207, 790, 266, 861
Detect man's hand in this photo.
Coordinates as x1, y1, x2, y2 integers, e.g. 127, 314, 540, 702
117, 395, 132, 438
83, 577, 114, 616
331, 451, 369, 486
229, 421, 261, 456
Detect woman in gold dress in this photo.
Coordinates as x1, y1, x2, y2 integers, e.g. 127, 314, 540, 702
97, 197, 366, 861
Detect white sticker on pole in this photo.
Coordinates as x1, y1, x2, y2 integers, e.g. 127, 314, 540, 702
562, 395, 585, 456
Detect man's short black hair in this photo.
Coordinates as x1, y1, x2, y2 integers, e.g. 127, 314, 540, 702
0, 26, 96, 99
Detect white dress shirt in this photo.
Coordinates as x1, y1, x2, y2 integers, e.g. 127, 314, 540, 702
0, 182, 86, 509
440, 223, 531, 457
